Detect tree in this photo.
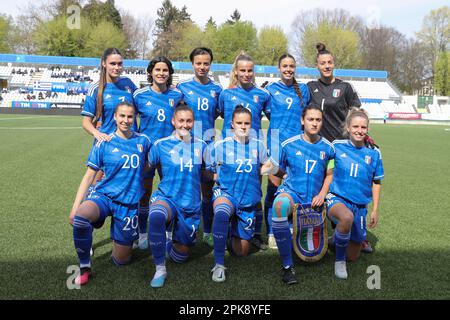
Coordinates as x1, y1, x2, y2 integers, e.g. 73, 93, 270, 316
83, 20, 127, 57
213, 21, 258, 63
301, 22, 361, 69
163, 21, 203, 61
255, 26, 288, 66
434, 51, 450, 96
396, 39, 427, 94
226, 9, 241, 25
205, 17, 217, 29
83, 0, 123, 30
291, 8, 364, 63
0, 14, 13, 53
121, 10, 154, 59
416, 6, 450, 78
34, 15, 90, 56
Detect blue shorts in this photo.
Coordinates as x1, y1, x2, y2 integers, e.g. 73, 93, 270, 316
325, 193, 367, 243
150, 195, 200, 247
212, 187, 255, 241
86, 191, 139, 246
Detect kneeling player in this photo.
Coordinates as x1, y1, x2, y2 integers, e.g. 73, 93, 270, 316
147, 103, 211, 288
263, 105, 334, 284
69, 102, 152, 285
326, 108, 384, 279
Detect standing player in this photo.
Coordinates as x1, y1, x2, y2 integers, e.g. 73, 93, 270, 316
177, 47, 222, 248
147, 103, 211, 288
133, 56, 183, 250
218, 52, 271, 249
308, 43, 374, 253
262, 105, 334, 284
264, 54, 310, 249
209, 106, 271, 282
69, 102, 152, 285
326, 108, 384, 279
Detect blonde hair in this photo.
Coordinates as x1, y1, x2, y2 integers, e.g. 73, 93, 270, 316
228, 51, 255, 88
343, 107, 369, 137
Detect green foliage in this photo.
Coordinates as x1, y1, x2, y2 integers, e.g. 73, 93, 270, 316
226, 9, 241, 25
82, 20, 127, 57
301, 22, 361, 69
434, 51, 450, 95
256, 26, 288, 66
212, 21, 258, 63
0, 14, 13, 53
83, 0, 123, 30
34, 15, 90, 56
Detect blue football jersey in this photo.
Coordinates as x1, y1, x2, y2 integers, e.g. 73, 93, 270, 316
177, 77, 222, 143
273, 134, 335, 204
208, 137, 268, 208
149, 135, 208, 215
133, 86, 183, 142
330, 140, 384, 205
266, 80, 310, 152
87, 132, 152, 204
218, 86, 270, 140
81, 77, 137, 134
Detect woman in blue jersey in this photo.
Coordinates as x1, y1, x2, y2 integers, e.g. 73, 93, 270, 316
133, 56, 183, 250
263, 105, 334, 285
264, 54, 310, 249
177, 47, 222, 248
81, 48, 137, 140
218, 52, 271, 250
147, 103, 212, 288
209, 106, 272, 283
69, 102, 152, 286
326, 108, 384, 279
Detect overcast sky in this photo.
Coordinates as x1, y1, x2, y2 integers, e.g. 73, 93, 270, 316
1, 0, 448, 38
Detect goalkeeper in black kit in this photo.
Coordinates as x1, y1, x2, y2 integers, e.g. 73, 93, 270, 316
307, 43, 378, 253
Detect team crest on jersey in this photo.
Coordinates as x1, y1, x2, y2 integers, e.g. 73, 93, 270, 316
332, 89, 341, 98
365, 155, 372, 165
169, 99, 175, 107
194, 148, 200, 157
210, 90, 216, 98
137, 144, 143, 153
253, 95, 259, 103
292, 203, 328, 262
252, 150, 258, 158
320, 151, 326, 160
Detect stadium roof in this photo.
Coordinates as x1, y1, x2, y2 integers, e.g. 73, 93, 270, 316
0, 53, 388, 79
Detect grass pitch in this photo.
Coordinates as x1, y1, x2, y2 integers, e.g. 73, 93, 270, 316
0, 114, 449, 300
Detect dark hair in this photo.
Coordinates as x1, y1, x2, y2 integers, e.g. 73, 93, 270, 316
232, 105, 252, 121
278, 53, 304, 107
316, 43, 333, 60
96, 48, 123, 122
173, 101, 194, 118
147, 56, 174, 86
114, 101, 136, 114
189, 47, 213, 63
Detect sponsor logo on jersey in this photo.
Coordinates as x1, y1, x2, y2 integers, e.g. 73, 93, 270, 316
340, 153, 347, 158
274, 91, 280, 95
253, 95, 259, 103
296, 151, 303, 156
365, 155, 372, 165
112, 148, 120, 153
320, 151, 326, 160
314, 89, 319, 93
146, 101, 152, 106
188, 90, 194, 95
105, 94, 112, 100
210, 90, 216, 98
231, 96, 237, 101
137, 144, 143, 153
332, 89, 341, 98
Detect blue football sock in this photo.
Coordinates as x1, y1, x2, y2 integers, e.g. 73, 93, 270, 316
73, 216, 93, 267
334, 230, 351, 262
148, 204, 168, 266
201, 198, 214, 234
213, 203, 232, 266
138, 204, 149, 234
272, 219, 293, 268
